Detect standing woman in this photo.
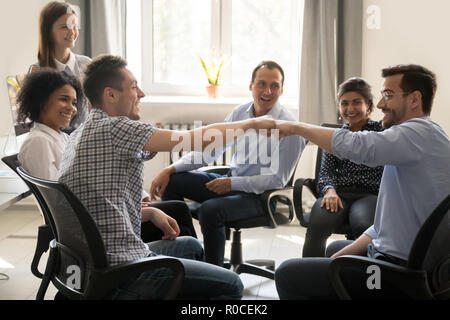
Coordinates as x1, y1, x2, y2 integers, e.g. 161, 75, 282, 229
26, 2, 198, 242
30, 1, 91, 134
302, 77, 384, 257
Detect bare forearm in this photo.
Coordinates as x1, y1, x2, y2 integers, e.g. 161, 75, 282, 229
141, 206, 157, 223
145, 118, 272, 153
188, 119, 253, 150
332, 234, 372, 258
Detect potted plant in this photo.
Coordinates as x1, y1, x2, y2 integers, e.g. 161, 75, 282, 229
200, 49, 226, 98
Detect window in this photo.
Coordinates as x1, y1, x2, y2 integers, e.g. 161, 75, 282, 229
127, 0, 304, 99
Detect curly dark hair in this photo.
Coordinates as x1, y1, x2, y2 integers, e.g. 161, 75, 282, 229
17, 69, 83, 126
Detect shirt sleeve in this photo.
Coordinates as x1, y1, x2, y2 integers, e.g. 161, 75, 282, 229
28, 63, 39, 74
19, 137, 58, 180
331, 120, 426, 167
173, 142, 232, 173
316, 151, 340, 196
173, 110, 236, 173
142, 190, 150, 200
110, 117, 157, 161
364, 225, 378, 240
172, 152, 209, 173
231, 135, 305, 194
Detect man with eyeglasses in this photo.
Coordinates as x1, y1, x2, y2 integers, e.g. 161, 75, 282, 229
274, 64, 450, 299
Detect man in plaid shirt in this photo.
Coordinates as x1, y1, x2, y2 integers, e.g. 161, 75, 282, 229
59, 55, 275, 299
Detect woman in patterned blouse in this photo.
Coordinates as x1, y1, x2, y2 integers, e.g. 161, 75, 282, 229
302, 77, 384, 257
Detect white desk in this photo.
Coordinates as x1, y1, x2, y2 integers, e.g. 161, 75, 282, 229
0, 134, 31, 211
0, 176, 30, 212
0, 154, 31, 212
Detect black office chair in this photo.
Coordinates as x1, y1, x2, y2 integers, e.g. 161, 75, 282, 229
16, 167, 185, 300
293, 123, 356, 240
189, 160, 299, 280
1, 154, 54, 280
328, 194, 450, 300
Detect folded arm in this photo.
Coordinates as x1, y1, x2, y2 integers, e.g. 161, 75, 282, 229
141, 206, 180, 240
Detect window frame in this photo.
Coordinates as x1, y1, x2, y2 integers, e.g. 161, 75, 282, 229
129, 0, 303, 100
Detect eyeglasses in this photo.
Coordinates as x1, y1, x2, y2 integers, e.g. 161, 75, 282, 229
379, 91, 412, 102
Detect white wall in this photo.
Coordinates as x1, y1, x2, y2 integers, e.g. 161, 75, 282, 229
362, 0, 450, 133
0, 1, 52, 138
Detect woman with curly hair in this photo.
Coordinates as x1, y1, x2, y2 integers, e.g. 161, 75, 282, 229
17, 69, 198, 242
18, 69, 82, 180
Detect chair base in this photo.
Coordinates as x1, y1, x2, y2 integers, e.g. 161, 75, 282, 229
224, 260, 275, 280
224, 229, 275, 280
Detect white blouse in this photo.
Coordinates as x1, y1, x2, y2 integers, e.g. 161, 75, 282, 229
18, 123, 69, 180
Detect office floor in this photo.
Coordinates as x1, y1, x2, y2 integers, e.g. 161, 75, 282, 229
0, 196, 345, 300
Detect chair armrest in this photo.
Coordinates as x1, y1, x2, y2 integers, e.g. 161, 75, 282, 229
31, 224, 54, 279
86, 256, 185, 300
293, 178, 316, 227
328, 255, 432, 300
261, 187, 294, 228
196, 165, 230, 176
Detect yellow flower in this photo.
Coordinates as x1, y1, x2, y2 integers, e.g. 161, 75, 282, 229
200, 48, 226, 85
7, 77, 22, 91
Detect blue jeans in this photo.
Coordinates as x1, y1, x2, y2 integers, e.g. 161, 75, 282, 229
108, 236, 243, 300
162, 171, 264, 266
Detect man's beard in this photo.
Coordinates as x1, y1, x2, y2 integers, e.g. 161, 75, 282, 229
128, 113, 140, 121
381, 104, 406, 129
128, 105, 141, 121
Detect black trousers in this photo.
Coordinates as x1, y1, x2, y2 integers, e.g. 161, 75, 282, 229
275, 240, 407, 300
140, 200, 197, 242
302, 193, 377, 257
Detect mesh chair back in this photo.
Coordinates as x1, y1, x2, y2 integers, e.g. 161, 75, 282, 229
17, 167, 108, 292
408, 195, 450, 295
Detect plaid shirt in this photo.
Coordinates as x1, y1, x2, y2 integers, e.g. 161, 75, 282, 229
59, 108, 157, 266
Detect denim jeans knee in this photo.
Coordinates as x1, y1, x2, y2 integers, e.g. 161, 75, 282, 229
147, 236, 204, 261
